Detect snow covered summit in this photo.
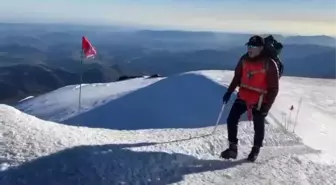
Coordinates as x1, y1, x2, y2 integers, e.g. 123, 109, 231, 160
1, 70, 336, 184
16, 71, 240, 130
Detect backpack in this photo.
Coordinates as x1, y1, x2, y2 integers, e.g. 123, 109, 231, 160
264, 35, 284, 78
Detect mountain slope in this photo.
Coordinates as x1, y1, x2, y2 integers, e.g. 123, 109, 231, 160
15, 70, 336, 157
2, 70, 335, 184
269, 75, 336, 156
1, 104, 335, 185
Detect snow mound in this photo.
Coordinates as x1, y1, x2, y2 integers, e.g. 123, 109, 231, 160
16, 71, 248, 130
64, 72, 246, 130
1, 104, 336, 185
16, 76, 164, 123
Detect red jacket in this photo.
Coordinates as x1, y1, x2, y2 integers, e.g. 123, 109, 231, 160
227, 53, 279, 112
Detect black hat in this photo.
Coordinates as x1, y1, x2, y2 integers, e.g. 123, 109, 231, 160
246, 35, 264, 46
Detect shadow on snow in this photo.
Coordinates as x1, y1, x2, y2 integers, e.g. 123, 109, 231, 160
63, 73, 248, 130
0, 142, 247, 185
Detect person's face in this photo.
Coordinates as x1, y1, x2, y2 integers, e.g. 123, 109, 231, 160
248, 45, 263, 58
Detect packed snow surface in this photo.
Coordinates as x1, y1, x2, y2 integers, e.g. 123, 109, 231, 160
0, 70, 335, 184
16, 70, 336, 156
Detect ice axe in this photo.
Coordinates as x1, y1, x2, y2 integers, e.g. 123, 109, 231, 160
211, 103, 227, 135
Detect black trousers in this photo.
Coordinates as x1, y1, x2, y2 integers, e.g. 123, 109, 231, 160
227, 98, 266, 147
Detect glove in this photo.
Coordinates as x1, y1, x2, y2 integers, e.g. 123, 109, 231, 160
255, 104, 269, 117
222, 92, 231, 104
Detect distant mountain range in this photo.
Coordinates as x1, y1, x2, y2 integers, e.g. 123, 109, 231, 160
283, 35, 336, 47
0, 22, 335, 103
0, 63, 121, 104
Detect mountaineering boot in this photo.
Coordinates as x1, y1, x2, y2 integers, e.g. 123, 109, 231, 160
247, 146, 260, 162
220, 143, 238, 159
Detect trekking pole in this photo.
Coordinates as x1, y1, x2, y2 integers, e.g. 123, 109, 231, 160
288, 105, 294, 131
282, 112, 287, 131
293, 96, 303, 133
211, 103, 226, 135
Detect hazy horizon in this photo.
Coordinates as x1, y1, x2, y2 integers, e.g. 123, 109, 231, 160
0, 0, 335, 36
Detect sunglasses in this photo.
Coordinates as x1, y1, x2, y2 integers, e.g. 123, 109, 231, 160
247, 45, 260, 48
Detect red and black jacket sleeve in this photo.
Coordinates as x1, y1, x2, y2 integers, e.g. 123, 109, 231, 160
227, 55, 245, 94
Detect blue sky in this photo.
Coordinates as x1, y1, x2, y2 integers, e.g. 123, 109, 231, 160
0, 0, 335, 35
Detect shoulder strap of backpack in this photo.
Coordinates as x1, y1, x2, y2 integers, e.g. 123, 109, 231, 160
263, 58, 282, 79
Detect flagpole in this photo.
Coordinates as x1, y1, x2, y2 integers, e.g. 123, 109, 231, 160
78, 36, 96, 113
78, 48, 83, 113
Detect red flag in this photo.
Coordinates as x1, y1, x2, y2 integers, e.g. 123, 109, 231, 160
82, 36, 97, 58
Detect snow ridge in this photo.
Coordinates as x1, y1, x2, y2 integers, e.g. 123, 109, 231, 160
1, 103, 336, 185
1, 70, 336, 184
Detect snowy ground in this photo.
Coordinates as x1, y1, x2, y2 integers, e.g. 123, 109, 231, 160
16, 70, 336, 156
1, 70, 335, 184
267, 76, 336, 157
1, 104, 336, 185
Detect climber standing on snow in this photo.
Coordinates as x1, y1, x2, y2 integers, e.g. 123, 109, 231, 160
220, 35, 280, 162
